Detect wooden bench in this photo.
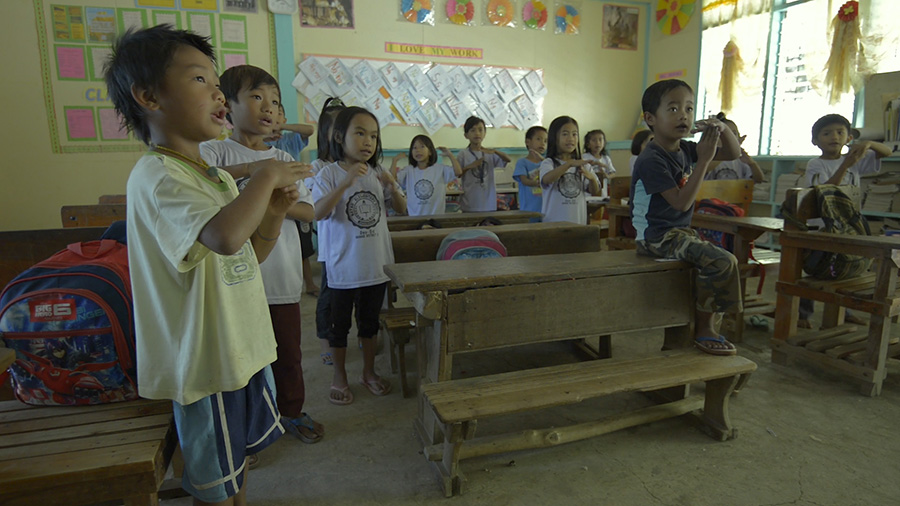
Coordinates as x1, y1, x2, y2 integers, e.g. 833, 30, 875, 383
772, 187, 900, 396
420, 351, 757, 496
383, 222, 604, 396
0, 399, 178, 506
386, 210, 541, 231
61, 204, 126, 228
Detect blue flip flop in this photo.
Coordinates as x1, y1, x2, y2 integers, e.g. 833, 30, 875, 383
694, 335, 737, 356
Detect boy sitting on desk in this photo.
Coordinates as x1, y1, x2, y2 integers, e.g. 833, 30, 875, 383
631, 79, 743, 356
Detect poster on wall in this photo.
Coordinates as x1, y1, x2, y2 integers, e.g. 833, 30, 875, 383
294, 54, 544, 134
224, 0, 258, 13
300, 0, 354, 28
602, 4, 638, 50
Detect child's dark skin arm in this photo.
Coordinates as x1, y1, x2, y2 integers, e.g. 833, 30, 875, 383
199, 164, 306, 258
696, 118, 741, 161
220, 159, 310, 182
541, 159, 591, 185
660, 127, 721, 211
286, 202, 315, 223
581, 166, 602, 196
281, 123, 315, 138
482, 148, 512, 164
378, 168, 407, 214
824, 141, 893, 185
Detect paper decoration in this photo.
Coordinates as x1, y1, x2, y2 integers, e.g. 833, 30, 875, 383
520, 70, 548, 101
487, 0, 516, 27
655, 0, 694, 35
823, 0, 865, 105
380, 62, 405, 90
522, 1, 548, 30
493, 69, 523, 103
369, 93, 396, 126
299, 57, 331, 87
441, 94, 472, 128
401, 0, 435, 25
324, 58, 355, 96
427, 65, 452, 96
554, 2, 581, 34
404, 64, 441, 101
353, 60, 381, 92
292, 69, 311, 94
446, 0, 475, 25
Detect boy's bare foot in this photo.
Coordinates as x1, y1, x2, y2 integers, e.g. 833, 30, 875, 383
329, 385, 353, 405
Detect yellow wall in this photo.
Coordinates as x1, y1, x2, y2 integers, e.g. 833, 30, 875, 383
0, 0, 702, 231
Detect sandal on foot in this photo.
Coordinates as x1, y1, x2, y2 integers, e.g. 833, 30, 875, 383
321, 352, 333, 366
694, 335, 737, 356
283, 413, 324, 444
247, 453, 260, 470
358, 376, 392, 396
328, 385, 353, 405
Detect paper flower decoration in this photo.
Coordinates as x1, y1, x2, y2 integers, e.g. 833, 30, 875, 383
487, 0, 515, 26
656, 0, 695, 35
555, 4, 580, 34
402, 0, 433, 24
523, 1, 548, 29
837, 0, 858, 22
446, 0, 474, 25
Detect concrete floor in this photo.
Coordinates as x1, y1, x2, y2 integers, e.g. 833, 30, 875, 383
161, 263, 900, 506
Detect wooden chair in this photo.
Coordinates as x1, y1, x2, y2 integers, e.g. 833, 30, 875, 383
61, 204, 125, 228
772, 187, 900, 396
98, 194, 127, 204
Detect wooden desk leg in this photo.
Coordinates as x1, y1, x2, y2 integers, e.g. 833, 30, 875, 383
702, 375, 741, 441
772, 245, 802, 366
859, 259, 898, 397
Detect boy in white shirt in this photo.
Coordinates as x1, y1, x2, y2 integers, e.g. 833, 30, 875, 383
107, 26, 306, 504
201, 65, 324, 445
797, 114, 891, 328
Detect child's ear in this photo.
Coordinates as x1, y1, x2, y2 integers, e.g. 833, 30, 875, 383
643, 111, 656, 129
131, 85, 158, 111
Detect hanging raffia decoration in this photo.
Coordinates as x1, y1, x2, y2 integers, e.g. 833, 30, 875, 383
718, 39, 743, 114
823, 1, 862, 105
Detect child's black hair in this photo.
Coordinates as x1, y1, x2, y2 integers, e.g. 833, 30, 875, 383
584, 129, 609, 157
641, 79, 694, 131
630, 129, 652, 155
525, 125, 547, 140
715, 112, 739, 135
104, 25, 215, 145
316, 97, 346, 161
408, 134, 438, 167
464, 116, 486, 134
219, 65, 280, 123
811, 114, 852, 143
546, 116, 580, 162
329, 106, 382, 167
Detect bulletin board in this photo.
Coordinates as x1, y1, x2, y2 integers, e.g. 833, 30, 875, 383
292, 54, 545, 135
33, 0, 275, 154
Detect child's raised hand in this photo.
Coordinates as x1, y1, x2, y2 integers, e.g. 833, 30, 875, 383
579, 165, 600, 181
393, 152, 407, 163
528, 148, 544, 160
342, 161, 368, 183
252, 159, 311, 188
844, 142, 869, 167
696, 125, 721, 163
438, 146, 453, 157
377, 166, 397, 186
269, 184, 300, 216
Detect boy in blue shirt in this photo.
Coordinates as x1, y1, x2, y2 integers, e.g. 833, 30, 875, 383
106, 25, 306, 504
631, 79, 743, 355
513, 125, 547, 217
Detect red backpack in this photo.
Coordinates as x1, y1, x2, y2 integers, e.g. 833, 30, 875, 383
695, 198, 745, 252
0, 237, 136, 405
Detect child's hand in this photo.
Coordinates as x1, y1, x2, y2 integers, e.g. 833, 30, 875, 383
252, 159, 311, 187
269, 184, 300, 216
844, 142, 869, 167
343, 162, 368, 183
691, 117, 726, 135
438, 146, 453, 157
528, 148, 544, 160
739, 148, 753, 164
696, 126, 721, 163
570, 159, 592, 168
264, 131, 283, 143
481, 148, 496, 155
377, 167, 397, 186
393, 152, 407, 163
580, 165, 600, 181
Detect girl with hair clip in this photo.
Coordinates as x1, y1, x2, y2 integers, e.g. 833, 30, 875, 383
629, 129, 653, 172
582, 129, 616, 196
312, 107, 406, 406
391, 134, 462, 215
312, 97, 346, 367
540, 116, 602, 224
704, 112, 765, 183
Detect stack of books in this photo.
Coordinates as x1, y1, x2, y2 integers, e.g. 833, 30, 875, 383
774, 172, 803, 204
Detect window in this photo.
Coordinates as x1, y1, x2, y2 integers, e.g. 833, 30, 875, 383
698, 0, 898, 156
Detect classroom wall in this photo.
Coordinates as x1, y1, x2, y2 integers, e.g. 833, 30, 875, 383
0, 0, 702, 231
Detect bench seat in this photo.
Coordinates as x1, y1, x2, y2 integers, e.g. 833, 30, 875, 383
420, 351, 757, 496
0, 398, 177, 506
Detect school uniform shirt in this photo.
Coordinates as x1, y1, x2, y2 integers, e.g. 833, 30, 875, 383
126, 153, 276, 405
705, 159, 754, 180
631, 141, 699, 243
583, 152, 616, 198
312, 161, 395, 289
805, 150, 881, 187
629, 155, 639, 173
539, 158, 592, 224
457, 148, 507, 212
201, 139, 314, 305
396, 163, 457, 215
513, 158, 543, 213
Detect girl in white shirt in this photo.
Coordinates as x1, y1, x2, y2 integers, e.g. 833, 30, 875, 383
582, 129, 616, 197
392, 135, 462, 215
312, 107, 406, 406
540, 116, 601, 224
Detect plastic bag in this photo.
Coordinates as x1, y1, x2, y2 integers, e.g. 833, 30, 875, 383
486, 0, 517, 28
401, 0, 435, 25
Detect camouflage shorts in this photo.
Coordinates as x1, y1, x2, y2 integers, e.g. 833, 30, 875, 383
637, 228, 743, 314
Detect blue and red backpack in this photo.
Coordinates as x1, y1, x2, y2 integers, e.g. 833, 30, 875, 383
436, 229, 508, 260
0, 229, 136, 406
695, 198, 745, 251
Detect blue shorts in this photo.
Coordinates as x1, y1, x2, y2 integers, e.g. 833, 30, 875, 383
172, 366, 284, 503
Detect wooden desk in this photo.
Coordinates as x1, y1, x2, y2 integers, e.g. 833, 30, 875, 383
384, 251, 695, 444
0, 399, 177, 506
691, 215, 783, 342
387, 210, 541, 231
390, 222, 602, 263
